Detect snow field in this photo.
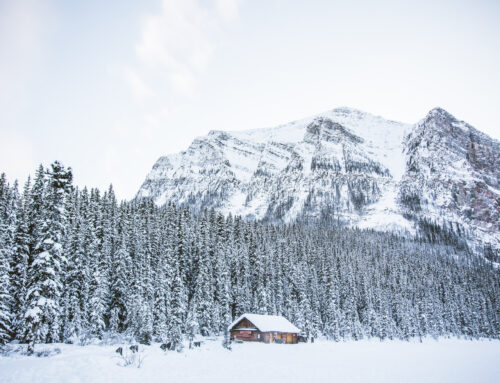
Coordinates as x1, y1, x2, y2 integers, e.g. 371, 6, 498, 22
1, 338, 499, 383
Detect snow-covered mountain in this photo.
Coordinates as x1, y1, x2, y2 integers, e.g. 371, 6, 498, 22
137, 107, 500, 255
399, 108, 500, 254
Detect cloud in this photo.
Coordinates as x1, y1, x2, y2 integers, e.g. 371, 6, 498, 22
0, 0, 50, 118
0, 0, 45, 61
216, 0, 241, 22
123, 67, 152, 102
130, 0, 240, 98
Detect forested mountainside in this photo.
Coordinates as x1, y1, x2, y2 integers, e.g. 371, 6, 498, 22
138, 107, 500, 259
1, 163, 498, 353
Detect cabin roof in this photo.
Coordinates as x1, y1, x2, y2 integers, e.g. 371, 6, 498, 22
228, 313, 301, 333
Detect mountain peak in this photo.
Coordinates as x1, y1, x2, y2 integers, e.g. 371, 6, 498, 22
416, 107, 472, 137
331, 106, 367, 115
427, 107, 453, 117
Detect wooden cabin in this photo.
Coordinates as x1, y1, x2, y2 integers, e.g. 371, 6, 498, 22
228, 313, 301, 344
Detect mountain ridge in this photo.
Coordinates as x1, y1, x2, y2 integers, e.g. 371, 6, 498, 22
137, 107, 500, 257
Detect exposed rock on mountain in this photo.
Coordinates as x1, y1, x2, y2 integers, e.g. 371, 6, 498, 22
399, 108, 500, 254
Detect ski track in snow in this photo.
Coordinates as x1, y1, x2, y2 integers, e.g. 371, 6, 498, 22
1, 338, 499, 383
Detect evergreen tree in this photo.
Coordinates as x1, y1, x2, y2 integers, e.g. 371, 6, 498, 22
10, 178, 31, 339
186, 307, 199, 349
0, 243, 11, 345
169, 260, 187, 350
25, 162, 72, 353
0, 174, 14, 344
109, 230, 130, 333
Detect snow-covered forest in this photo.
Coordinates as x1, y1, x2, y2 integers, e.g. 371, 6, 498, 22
0, 162, 498, 354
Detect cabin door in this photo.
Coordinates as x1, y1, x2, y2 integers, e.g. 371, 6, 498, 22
287, 334, 293, 343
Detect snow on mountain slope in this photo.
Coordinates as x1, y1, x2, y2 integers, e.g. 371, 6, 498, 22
138, 108, 412, 228
138, 107, 500, 254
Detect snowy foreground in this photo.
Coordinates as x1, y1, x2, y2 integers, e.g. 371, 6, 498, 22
1, 338, 499, 383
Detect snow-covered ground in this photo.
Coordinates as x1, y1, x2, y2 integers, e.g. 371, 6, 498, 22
1, 338, 499, 383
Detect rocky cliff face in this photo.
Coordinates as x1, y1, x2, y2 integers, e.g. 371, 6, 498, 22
399, 108, 500, 254
138, 107, 500, 256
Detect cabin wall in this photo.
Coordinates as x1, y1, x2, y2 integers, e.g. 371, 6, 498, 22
231, 331, 298, 344
230, 318, 263, 342
272, 332, 298, 344
230, 329, 262, 342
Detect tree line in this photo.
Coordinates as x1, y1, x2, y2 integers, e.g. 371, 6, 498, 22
0, 162, 498, 353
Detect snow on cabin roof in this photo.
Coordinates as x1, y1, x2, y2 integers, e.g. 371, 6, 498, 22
228, 313, 301, 333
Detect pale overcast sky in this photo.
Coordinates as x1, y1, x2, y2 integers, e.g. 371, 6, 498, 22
1, 0, 499, 199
